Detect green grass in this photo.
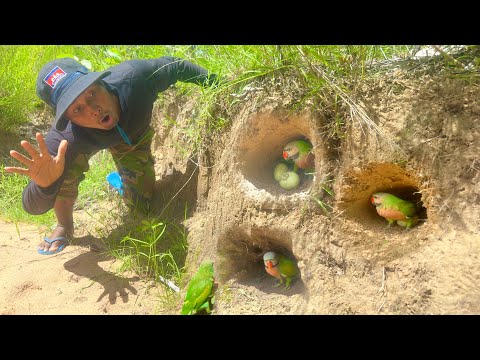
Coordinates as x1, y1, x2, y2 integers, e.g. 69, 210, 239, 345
0, 167, 56, 226
0, 45, 415, 133
118, 216, 188, 286
0, 45, 168, 132
76, 150, 117, 209
85, 193, 189, 304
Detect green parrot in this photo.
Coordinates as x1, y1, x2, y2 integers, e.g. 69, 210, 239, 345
263, 251, 299, 290
282, 140, 315, 173
181, 260, 215, 315
371, 192, 418, 228
397, 216, 419, 228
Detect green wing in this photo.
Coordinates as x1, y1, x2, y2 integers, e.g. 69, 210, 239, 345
294, 140, 312, 154
384, 194, 417, 217
278, 256, 299, 278
181, 278, 213, 315
181, 261, 215, 315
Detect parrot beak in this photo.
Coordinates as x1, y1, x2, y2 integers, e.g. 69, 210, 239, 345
283, 151, 288, 159
266, 260, 273, 270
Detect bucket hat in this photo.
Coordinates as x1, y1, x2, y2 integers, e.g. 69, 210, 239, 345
36, 58, 111, 131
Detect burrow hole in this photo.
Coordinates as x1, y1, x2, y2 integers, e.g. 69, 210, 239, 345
217, 226, 304, 294
339, 163, 428, 230
235, 112, 324, 195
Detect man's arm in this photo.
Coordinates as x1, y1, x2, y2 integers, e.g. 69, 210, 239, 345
132, 56, 218, 93
22, 179, 63, 215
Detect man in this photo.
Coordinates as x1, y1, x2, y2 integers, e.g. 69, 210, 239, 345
5, 56, 219, 255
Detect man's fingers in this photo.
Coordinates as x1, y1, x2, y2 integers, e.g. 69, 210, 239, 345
20, 140, 40, 160
4, 166, 29, 176
9, 150, 33, 167
36, 132, 49, 157
56, 140, 68, 160
127, 284, 138, 295
97, 290, 108, 302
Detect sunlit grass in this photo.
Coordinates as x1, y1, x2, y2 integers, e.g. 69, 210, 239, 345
0, 45, 415, 133
76, 150, 116, 210
0, 167, 55, 226
0, 45, 167, 132
81, 193, 189, 309
118, 217, 188, 285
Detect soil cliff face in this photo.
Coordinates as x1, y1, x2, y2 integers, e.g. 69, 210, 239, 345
151, 68, 480, 314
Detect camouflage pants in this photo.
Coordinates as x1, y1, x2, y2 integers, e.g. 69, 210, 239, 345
56, 127, 155, 213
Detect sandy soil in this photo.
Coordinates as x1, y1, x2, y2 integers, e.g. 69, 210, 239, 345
0, 219, 163, 315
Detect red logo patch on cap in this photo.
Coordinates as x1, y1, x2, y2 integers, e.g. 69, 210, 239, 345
44, 66, 67, 88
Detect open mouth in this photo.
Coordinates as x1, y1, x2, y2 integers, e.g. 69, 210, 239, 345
100, 114, 116, 129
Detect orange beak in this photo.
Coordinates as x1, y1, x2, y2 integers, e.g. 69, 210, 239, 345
266, 260, 273, 270
283, 151, 288, 159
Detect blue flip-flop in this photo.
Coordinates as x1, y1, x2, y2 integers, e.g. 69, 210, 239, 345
37, 236, 67, 255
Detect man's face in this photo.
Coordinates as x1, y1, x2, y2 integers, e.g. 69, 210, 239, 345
64, 82, 120, 130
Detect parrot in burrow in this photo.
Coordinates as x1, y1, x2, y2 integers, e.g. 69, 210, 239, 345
371, 192, 419, 229
180, 260, 215, 315
283, 140, 315, 173
397, 217, 419, 228
263, 251, 299, 290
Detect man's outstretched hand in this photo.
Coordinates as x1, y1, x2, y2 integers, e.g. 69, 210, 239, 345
4, 132, 68, 188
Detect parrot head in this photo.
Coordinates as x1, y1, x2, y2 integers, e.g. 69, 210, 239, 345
263, 251, 279, 270
371, 192, 387, 207
283, 142, 298, 161
198, 260, 214, 275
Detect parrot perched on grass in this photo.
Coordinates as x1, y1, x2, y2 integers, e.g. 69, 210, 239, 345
181, 260, 215, 315
283, 140, 315, 173
263, 251, 299, 290
371, 192, 419, 229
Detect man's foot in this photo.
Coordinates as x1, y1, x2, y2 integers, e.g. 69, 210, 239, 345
37, 225, 72, 254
